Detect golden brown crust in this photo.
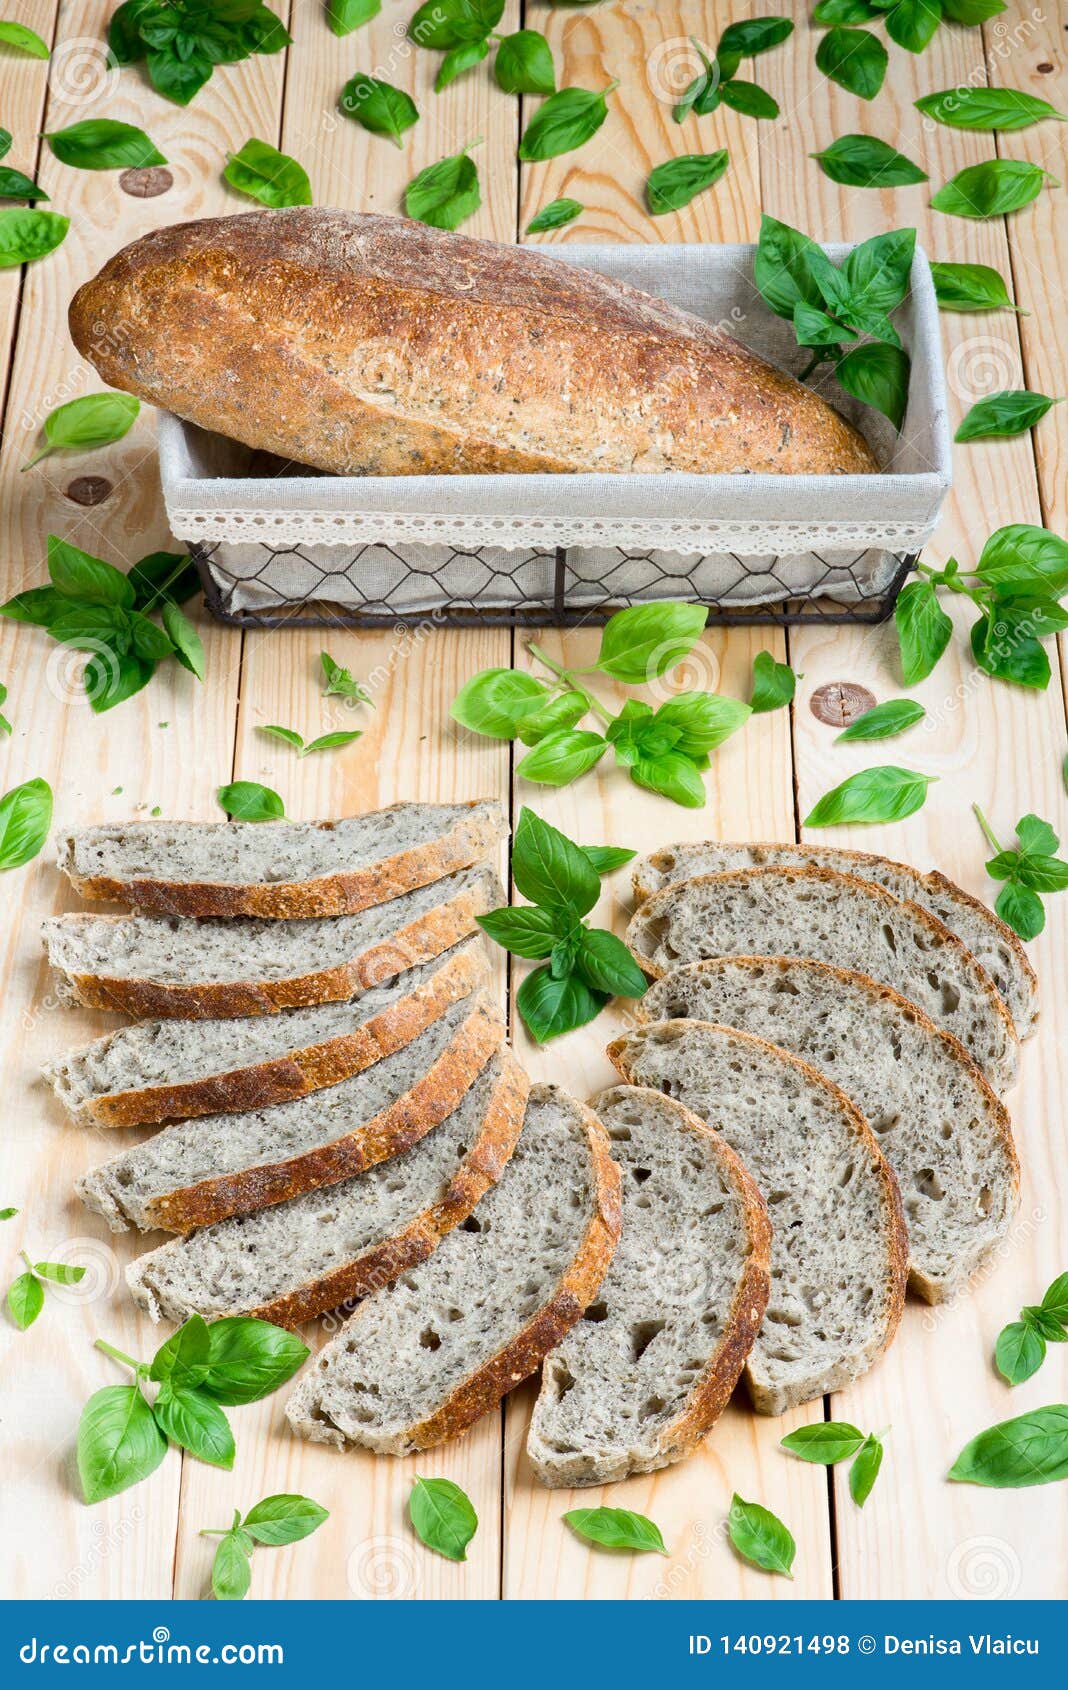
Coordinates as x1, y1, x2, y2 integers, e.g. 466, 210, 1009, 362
144, 1002, 504, 1232
63, 804, 505, 918
69, 209, 878, 479
83, 944, 488, 1128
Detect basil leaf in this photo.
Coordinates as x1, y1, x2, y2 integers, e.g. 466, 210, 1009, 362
955, 390, 1058, 442
409, 0, 503, 48
32, 1260, 86, 1285
815, 28, 888, 99
51, 603, 131, 653
129, 611, 175, 663
780, 1421, 866, 1463
243, 1494, 329, 1546
160, 602, 206, 680
49, 534, 134, 607
200, 1316, 309, 1405
327, 0, 381, 34
406, 149, 480, 230
212, 1531, 252, 1601
517, 729, 607, 786
717, 17, 793, 58
646, 150, 729, 215
970, 611, 1050, 689
0, 130, 9, 161
630, 751, 707, 808
792, 301, 845, 348
476, 904, 562, 960
750, 650, 796, 713
653, 691, 751, 753
995, 880, 1044, 939
87, 652, 155, 714
1043, 1273, 1068, 1320
25, 391, 139, 468
320, 651, 370, 703
0, 21, 49, 57
813, 0, 880, 20
929, 259, 1022, 313
436, 39, 490, 90
0, 777, 52, 870
149, 1314, 211, 1389
916, 86, 1065, 131
847, 1434, 883, 1505
1015, 813, 1059, 855
884, 0, 940, 52
949, 1405, 1068, 1486
812, 134, 927, 187
216, 781, 285, 822
1022, 1304, 1068, 1343
144, 52, 213, 108
108, 2, 151, 64
78, 1385, 168, 1503
519, 83, 616, 162
516, 965, 607, 1043
976, 524, 1068, 595
836, 341, 910, 429
842, 226, 916, 315
583, 845, 636, 875
931, 160, 1057, 219
727, 1494, 796, 1577
754, 215, 829, 319
574, 928, 647, 998
45, 119, 165, 173
340, 74, 419, 147
451, 668, 550, 739
516, 691, 589, 745
596, 601, 708, 683
526, 196, 582, 234
0, 585, 64, 626
303, 730, 362, 754
512, 807, 600, 916
409, 1476, 478, 1561
496, 29, 555, 95
224, 137, 311, 207
673, 40, 721, 122
804, 764, 936, 827
0, 166, 47, 202
7, 1269, 43, 1329
259, 726, 306, 751
1017, 855, 1068, 893
153, 1385, 235, 1468
836, 698, 925, 741
130, 551, 200, 611
0, 206, 67, 268
996, 1320, 1046, 1385
941, 0, 1006, 17
564, 1507, 667, 1555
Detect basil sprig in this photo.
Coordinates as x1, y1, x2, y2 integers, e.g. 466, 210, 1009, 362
564, 1507, 667, 1554
339, 74, 419, 147
995, 1273, 1068, 1385
78, 1316, 308, 1503
479, 808, 644, 1043
955, 390, 1058, 443
107, 0, 290, 107
7, 1250, 86, 1330
23, 391, 140, 470
929, 260, 1022, 313
813, 0, 1006, 56
258, 724, 362, 757
224, 138, 312, 207
916, 86, 1065, 130
781, 1420, 888, 1506
0, 777, 52, 870
674, 20, 792, 123
409, 2, 556, 95
949, 1405, 1068, 1488
811, 134, 927, 188
646, 151, 729, 216
203, 1494, 328, 1599
44, 120, 165, 171
931, 159, 1058, 219
973, 807, 1068, 941
727, 1494, 795, 1577
0, 208, 69, 268
409, 1477, 478, 1561
320, 651, 371, 703
519, 82, 618, 162
406, 146, 481, 230
217, 781, 285, 821
804, 765, 937, 827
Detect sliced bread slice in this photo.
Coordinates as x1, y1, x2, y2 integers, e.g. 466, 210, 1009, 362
43, 864, 501, 1019
526, 1085, 771, 1487
56, 799, 506, 918
641, 959, 1018, 1302
633, 840, 1036, 1039
626, 866, 1019, 1092
285, 1083, 622, 1455
77, 995, 502, 1233
608, 1020, 908, 1416
126, 1052, 531, 1327
45, 940, 488, 1129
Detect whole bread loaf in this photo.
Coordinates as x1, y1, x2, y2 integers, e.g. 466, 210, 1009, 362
69, 209, 878, 478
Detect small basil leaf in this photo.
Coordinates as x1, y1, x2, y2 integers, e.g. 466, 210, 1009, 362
750, 651, 796, 713
409, 1476, 478, 1561
931, 160, 1057, 219
780, 1421, 866, 1463
0, 777, 53, 870
1022, 1305, 1068, 1343
129, 611, 175, 663
31, 1261, 86, 1285
476, 904, 562, 960
526, 197, 582, 234
717, 17, 793, 58
970, 611, 1050, 689
516, 691, 589, 746
582, 845, 636, 875
200, 1316, 309, 1405
941, 0, 1007, 19
212, 1532, 252, 1601
406, 149, 481, 230
0, 167, 47, 202
815, 28, 888, 100
130, 551, 200, 610
327, 0, 381, 35
45, 120, 166, 171
812, 134, 927, 187
511, 807, 600, 916
792, 300, 846, 349
7, 1270, 44, 1329
87, 652, 155, 714
161, 602, 206, 679
916, 86, 1065, 131
596, 601, 708, 683
673, 40, 720, 123
25, 391, 139, 468
0, 21, 50, 58
216, 782, 285, 822
653, 691, 750, 753
836, 698, 925, 741
995, 1320, 1046, 1385
804, 764, 937, 827
835, 341, 910, 429
302, 730, 362, 755
629, 751, 707, 808
224, 138, 312, 207
895, 579, 953, 683
995, 880, 1045, 940
242, 1494, 329, 1546
320, 651, 371, 703
718, 80, 779, 119
0, 208, 69, 268
813, 0, 881, 21
516, 965, 607, 1043
495, 29, 555, 96
929, 260, 1022, 313
849, 1434, 884, 1506
949, 1405, 1068, 1486
152, 1385, 235, 1468
339, 75, 419, 148
451, 668, 550, 739
842, 226, 916, 315
436, 39, 490, 91
883, 0, 940, 53
564, 1506, 667, 1554
1014, 814, 1059, 855
754, 214, 829, 319
516, 729, 608, 786
150, 1314, 211, 1388
261, 724, 312, 751
727, 1494, 796, 1577
1010, 855, 1068, 893
976, 524, 1068, 595
646, 150, 729, 215
955, 390, 1058, 442
573, 928, 648, 998
1041, 1273, 1068, 1321
0, 1207, 18, 1220
78, 1386, 168, 1503
409, 0, 503, 48
518, 83, 616, 162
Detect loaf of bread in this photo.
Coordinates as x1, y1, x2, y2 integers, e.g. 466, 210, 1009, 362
69, 210, 879, 478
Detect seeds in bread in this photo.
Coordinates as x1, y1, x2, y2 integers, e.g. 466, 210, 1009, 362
77, 995, 502, 1233
43, 864, 501, 1019
44, 940, 488, 1128
641, 959, 1018, 1302
608, 1020, 908, 1416
633, 840, 1037, 1039
126, 1053, 531, 1328
285, 1083, 622, 1455
526, 1085, 770, 1487
626, 866, 1019, 1093
56, 799, 506, 918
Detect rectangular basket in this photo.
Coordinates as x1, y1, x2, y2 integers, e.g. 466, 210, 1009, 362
159, 240, 952, 630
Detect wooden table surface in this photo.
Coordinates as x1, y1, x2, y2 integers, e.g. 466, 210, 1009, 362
1, 0, 1065, 1602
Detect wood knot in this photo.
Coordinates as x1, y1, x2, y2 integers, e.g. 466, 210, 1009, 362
809, 681, 876, 726
65, 475, 113, 506
119, 166, 174, 198
1036, 62, 1054, 73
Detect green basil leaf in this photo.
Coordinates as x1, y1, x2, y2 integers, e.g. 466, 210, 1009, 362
150, 1314, 211, 1388
804, 764, 937, 827
0, 166, 47, 202
931, 159, 1057, 219
212, 1531, 252, 1600
224, 137, 311, 207
582, 845, 636, 875
511, 807, 601, 916
780, 1421, 866, 1463
653, 691, 751, 752
450, 668, 550, 739
436, 39, 490, 91
327, 0, 381, 35
516, 964, 607, 1043
160, 601, 206, 679
519, 83, 616, 162
842, 226, 916, 315
0, 1207, 18, 1220
0, 777, 52, 870
1015, 813, 1059, 855
970, 611, 1050, 689
49, 603, 129, 653
848, 1434, 884, 1506
516, 729, 607, 786
995, 880, 1044, 939
815, 28, 887, 99
46, 119, 166, 172
406, 149, 480, 230
107, 2, 151, 64
813, 0, 881, 21
995, 1320, 1046, 1385
719, 80, 779, 120
0, 584, 65, 625
216, 781, 285, 822
574, 928, 647, 999
836, 341, 910, 429
0, 129, 9, 160
409, 0, 503, 48
259, 725, 311, 751
78, 1385, 168, 1503
792, 300, 846, 348
1016, 855, 1068, 893
7, 1269, 43, 1329
976, 524, 1068, 595
949, 1405, 1068, 1486
476, 904, 562, 960
31, 1260, 86, 1285
152, 1385, 235, 1468
673, 40, 721, 123
526, 196, 582, 234
47, 534, 131, 606
516, 690, 589, 745
0, 21, 49, 57
130, 551, 200, 611
320, 651, 371, 703
717, 17, 793, 58
0, 206, 67, 267
941, 0, 1006, 18
750, 650, 796, 713
242, 1493, 329, 1546
1021, 1305, 1068, 1343
629, 751, 707, 808
564, 1506, 667, 1555
201, 1316, 309, 1405
754, 214, 829, 318
495, 29, 555, 95
929, 260, 1022, 313
916, 86, 1065, 131
596, 601, 708, 683
812, 134, 927, 187
884, 0, 940, 52
895, 580, 953, 685
409, 1476, 478, 1560
727, 1494, 796, 1577
302, 730, 362, 755
340, 75, 419, 147
955, 390, 1058, 442
25, 391, 139, 468
87, 652, 155, 714
129, 611, 175, 663
646, 150, 729, 215
1041, 1273, 1068, 1321
836, 698, 925, 741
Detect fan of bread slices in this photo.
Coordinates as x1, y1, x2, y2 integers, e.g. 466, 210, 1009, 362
42, 805, 1029, 1485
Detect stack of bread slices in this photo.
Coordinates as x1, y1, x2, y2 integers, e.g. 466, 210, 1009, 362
43, 809, 1031, 1486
